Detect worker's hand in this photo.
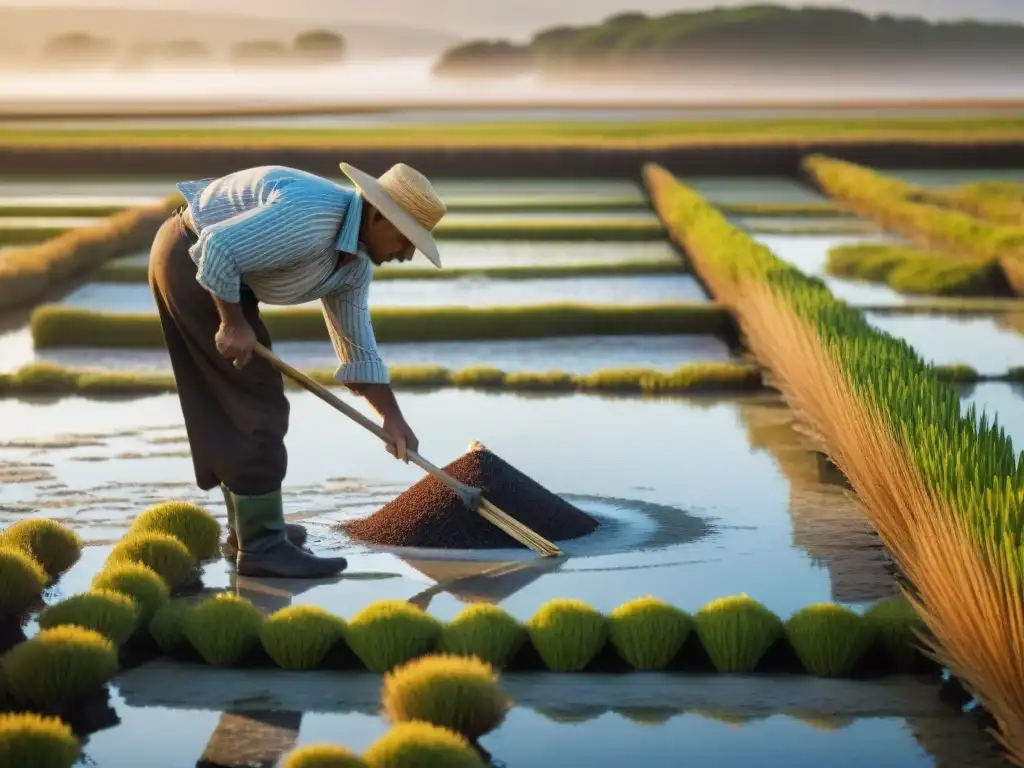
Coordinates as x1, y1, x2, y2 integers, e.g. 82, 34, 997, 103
383, 415, 419, 463
215, 320, 258, 369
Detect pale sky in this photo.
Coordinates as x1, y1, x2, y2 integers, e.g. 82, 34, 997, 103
1, 0, 1022, 38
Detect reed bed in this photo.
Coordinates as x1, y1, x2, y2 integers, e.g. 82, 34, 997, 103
0, 361, 762, 398
804, 155, 1024, 295
645, 161, 1024, 765
0, 195, 180, 312
826, 243, 1010, 297
94, 259, 685, 284
922, 181, 1024, 227
29, 303, 735, 348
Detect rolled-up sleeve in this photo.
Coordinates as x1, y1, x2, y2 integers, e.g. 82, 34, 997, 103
321, 258, 389, 384
191, 190, 335, 303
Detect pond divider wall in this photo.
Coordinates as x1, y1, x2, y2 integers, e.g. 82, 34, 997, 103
0, 195, 180, 315
1, 140, 1022, 178
0, 361, 765, 399
644, 162, 1024, 764
29, 303, 741, 349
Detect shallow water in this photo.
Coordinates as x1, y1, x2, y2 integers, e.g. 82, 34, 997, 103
754, 232, 907, 307
115, 241, 680, 270
439, 211, 658, 224
866, 313, 1024, 375
0, 390, 894, 617
957, 381, 1024, 453
24, 335, 735, 376
73, 673, 1006, 768
673, 176, 826, 204
58, 273, 706, 315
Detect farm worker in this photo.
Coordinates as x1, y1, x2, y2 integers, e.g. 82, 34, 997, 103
148, 162, 447, 579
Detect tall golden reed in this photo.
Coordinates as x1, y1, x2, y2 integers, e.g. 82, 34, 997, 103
738, 280, 1024, 765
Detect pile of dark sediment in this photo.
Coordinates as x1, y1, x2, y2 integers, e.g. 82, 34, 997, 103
343, 442, 599, 549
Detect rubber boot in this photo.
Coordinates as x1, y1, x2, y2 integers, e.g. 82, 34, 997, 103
232, 489, 347, 579
222, 485, 308, 558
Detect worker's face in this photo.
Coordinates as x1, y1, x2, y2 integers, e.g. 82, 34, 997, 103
363, 208, 415, 266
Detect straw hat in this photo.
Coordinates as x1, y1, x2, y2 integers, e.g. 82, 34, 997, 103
341, 161, 446, 268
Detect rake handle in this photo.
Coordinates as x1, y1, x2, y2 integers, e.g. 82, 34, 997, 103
252, 343, 469, 498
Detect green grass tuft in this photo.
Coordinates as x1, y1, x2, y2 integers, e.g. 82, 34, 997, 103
105, 531, 195, 590
608, 596, 692, 671
0, 519, 82, 578
148, 598, 190, 654
362, 722, 485, 768
37, 589, 139, 647
526, 599, 608, 672
2, 626, 118, 710
29, 303, 734, 348
448, 366, 506, 388
0, 713, 80, 768
694, 595, 784, 673
382, 654, 511, 741
0, 547, 47, 618
90, 562, 169, 623
281, 744, 369, 768
439, 603, 526, 669
130, 501, 222, 561
864, 597, 927, 669
183, 592, 265, 667
932, 363, 980, 382
345, 600, 442, 673
784, 603, 876, 677
260, 605, 346, 671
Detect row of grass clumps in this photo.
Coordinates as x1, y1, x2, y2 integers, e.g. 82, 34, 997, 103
918, 181, 1024, 227
803, 155, 1024, 294
826, 242, 1011, 297
0, 519, 83, 622
0, 194, 181, 314
93, 258, 686, 284
0, 361, 763, 399
644, 162, 1024, 759
29, 302, 734, 348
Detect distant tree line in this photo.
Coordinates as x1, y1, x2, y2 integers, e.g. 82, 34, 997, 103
12, 29, 345, 68
433, 5, 1024, 78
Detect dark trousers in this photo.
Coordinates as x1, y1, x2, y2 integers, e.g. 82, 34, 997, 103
148, 209, 289, 495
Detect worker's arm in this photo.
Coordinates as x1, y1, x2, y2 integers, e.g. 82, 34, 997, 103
321, 265, 419, 461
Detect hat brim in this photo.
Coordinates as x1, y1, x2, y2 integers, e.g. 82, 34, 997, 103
340, 162, 442, 269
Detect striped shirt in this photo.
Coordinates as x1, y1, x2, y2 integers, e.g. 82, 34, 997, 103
176, 165, 389, 385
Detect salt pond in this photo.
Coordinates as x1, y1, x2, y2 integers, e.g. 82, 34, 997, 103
114, 240, 681, 270
22, 335, 735, 376
57, 273, 707, 314
754, 232, 907, 307
865, 312, 1024, 375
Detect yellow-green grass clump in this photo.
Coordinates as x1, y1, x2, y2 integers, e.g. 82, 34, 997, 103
2, 626, 117, 710
932, 363, 979, 383
260, 605, 346, 670
105, 531, 195, 590
0, 547, 47, 618
362, 722, 485, 768
36, 589, 138, 647
0, 713, 80, 768
448, 366, 506, 388
526, 599, 608, 672
382, 654, 510, 742
281, 744, 369, 768
784, 603, 876, 677
90, 562, 169, 623
183, 592, 265, 667
345, 600, 442, 672
148, 598, 190, 654
440, 604, 526, 669
129, 501, 221, 561
608, 596, 692, 671
0, 519, 82, 578
29, 303, 733, 349
864, 597, 927, 669
695, 595, 784, 673
826, 243, 1005, 297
